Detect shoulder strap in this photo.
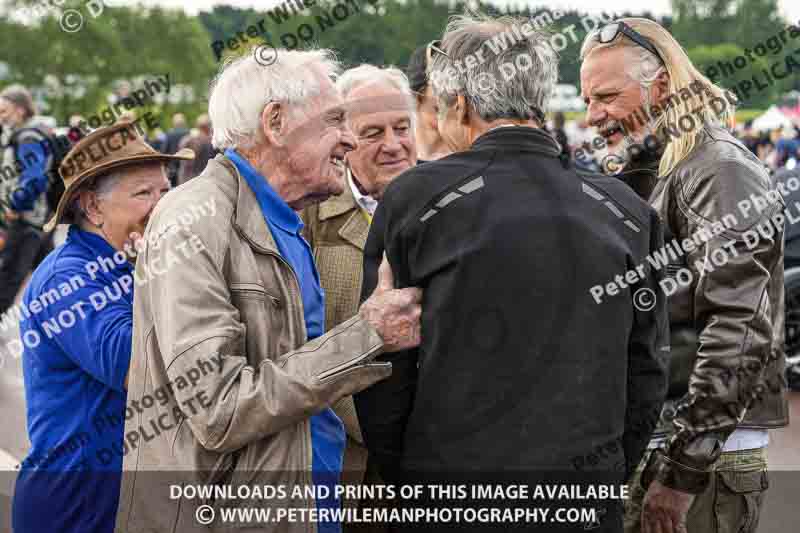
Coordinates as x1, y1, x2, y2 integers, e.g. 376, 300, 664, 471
10, 126, 48, 147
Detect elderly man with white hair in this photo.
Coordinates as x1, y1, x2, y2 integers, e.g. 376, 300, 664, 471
301, 63, 417, 530
115, 50, 423, 533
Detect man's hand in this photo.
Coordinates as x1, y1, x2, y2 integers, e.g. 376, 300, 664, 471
3, 209, 19, 222
125, 231, 144, 264
641, 480, 695, 533
359, 254, 422, 352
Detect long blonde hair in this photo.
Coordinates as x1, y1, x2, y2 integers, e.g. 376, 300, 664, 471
581, 18, 736, 177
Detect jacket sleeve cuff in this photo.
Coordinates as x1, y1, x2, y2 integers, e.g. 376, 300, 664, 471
645, 449, 711, 494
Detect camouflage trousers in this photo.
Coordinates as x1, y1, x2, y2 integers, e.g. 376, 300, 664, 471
624, 448, 769, 533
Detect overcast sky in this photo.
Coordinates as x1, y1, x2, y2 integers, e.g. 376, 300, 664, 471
111, 0, 800, 23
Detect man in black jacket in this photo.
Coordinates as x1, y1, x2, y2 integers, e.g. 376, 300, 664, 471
355, 12, 669, 532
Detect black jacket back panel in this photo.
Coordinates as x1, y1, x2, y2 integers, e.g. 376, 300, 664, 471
357, 127, 668, 480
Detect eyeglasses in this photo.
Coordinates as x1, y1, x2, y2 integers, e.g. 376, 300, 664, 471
426, 40, 449, 64
594, 21, 664, 65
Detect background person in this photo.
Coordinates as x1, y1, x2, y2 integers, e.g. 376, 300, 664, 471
176, 113, 216, 185
775, 125, 800, 169
302, 63, 418, 531
406, 42, 452, 162
0, 84, 54, 316
580, 17, 788, 533
12, 121, 190, 533
162, 112, 189, 184
552, 111, 570, 159
356, 13, 668, 532
116, 50, 423, 533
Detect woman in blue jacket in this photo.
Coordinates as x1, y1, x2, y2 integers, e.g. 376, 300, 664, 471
12, 121, 192, 533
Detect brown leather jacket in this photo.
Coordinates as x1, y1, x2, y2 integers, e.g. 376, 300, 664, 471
116, 155, 392, 533
621, 125, 789, 493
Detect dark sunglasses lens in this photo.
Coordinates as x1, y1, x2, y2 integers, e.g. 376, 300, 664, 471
599, 24, 620, 43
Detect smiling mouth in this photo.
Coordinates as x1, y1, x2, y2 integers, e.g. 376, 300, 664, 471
599, 123, 624, 140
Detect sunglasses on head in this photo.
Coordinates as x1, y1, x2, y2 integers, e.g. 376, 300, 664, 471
426, 40, 449, 64
424, 39, 546, 124
594, 21, 664, 65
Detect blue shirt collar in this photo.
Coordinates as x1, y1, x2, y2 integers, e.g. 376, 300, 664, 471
67, 225, 134, 275
225, 148, 303, 234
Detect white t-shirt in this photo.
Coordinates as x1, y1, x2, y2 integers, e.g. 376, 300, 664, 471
648, 428, 769, 451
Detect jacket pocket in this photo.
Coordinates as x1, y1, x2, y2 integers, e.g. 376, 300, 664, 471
713, 469, 768, 533
230, 282, 285, 363
230, 282, 281, 306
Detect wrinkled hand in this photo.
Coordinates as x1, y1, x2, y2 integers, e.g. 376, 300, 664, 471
359, 254, 422, 352
642, 480, 695, 533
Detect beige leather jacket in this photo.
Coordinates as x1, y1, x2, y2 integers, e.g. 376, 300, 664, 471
115, 155, 392, 533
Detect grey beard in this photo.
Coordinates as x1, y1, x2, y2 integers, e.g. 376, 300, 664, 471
608, 115, 659, 168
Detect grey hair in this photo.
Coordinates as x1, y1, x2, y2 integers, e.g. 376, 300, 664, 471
65, 170, 127, 225
208, 48, 342, 151
428, 11, 559, 122
581, 37, 663, 93
0, 84, 36, 119
336, 64, 417, 126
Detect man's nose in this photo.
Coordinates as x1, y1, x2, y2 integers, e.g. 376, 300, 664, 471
340, 125, 357, 153
381, 129, 402, 154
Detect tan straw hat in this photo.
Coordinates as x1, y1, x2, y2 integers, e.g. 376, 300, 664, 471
45, 120, 194, 231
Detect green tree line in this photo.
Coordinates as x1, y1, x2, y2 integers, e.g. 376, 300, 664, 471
0, 0, 796, 127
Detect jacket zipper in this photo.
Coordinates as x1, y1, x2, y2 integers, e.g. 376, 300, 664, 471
316, 342, 384, 381
236, 226, 307, 340
238, 226, 383, 380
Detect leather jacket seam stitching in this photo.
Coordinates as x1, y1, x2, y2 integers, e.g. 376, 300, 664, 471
165, 334, 237, 374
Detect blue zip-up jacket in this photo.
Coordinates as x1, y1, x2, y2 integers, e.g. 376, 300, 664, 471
13, 226, 134, 533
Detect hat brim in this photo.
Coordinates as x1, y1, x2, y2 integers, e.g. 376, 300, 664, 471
44, 148, 195, 232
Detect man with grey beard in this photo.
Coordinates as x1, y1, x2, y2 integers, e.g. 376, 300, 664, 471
581, 18, 787, 533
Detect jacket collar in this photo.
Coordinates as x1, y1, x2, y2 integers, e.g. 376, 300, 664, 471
319, 169, 357, 221
318, 172, 369, 251
471, 125, 562, 157
67, 225, 134, 276
214, 155, 280, 254
225, 149, 302, 234
616, 146, 662, 201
